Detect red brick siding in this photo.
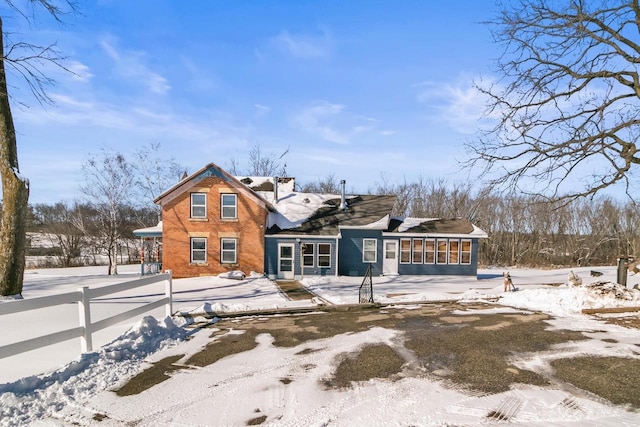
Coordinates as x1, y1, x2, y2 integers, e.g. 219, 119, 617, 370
161, 177, 268, 278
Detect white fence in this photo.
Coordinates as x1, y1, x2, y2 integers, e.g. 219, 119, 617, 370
0, 271, 172, 359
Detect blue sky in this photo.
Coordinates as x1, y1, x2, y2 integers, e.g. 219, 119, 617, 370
6, 1, 502, 204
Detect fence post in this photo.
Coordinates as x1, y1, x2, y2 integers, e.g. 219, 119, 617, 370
78, 286, 93, 353
165, 270, 173, 317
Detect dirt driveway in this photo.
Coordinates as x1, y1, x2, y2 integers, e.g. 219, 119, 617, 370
113, 302, 640, 424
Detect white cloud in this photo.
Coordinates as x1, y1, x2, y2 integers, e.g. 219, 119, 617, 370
271, 28, 333, 60
294, 101, 374, 144
254, 103, 271, 118
66, 61, 94, 82
416, 75, 498, 134
100, 37, 171, 95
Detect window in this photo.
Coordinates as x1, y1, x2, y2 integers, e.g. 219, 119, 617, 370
461, 240, 472, 265
190, 238, 207, 263
449, 240, 460, 264
191, 193, 206, 218
303, 243, 315, 267
412, 239, 423, 264
318, 243, 331, 267
400, 239, 411, 263
363, 239, 377, 263
437, 239, 448, 264
221, 194, 237, 219
425, 239, 435, 264
221, 238, 237, 263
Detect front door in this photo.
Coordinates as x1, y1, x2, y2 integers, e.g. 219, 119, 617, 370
278, 243, 295, 279
382, 240, 399, 275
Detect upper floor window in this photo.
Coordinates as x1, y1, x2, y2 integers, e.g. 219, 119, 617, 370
221, 194, 237, 219
191, 193, 207, 218
363, 239, 377, 263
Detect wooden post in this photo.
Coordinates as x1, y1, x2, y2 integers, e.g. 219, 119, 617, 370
78, 286, 92, 352
165, 270, 173, 317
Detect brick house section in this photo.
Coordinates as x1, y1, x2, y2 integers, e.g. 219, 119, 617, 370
156, 164, 272, 279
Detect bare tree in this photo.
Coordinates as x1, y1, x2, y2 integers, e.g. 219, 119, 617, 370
228, 143, 289, 177
79, 148, 135, 275
32, 202, 84, 267
0, 1, 77, 296
467, 0, 640, 202
132, 142, 183, 219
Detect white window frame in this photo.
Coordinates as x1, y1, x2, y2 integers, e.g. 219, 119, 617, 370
318, 243, 331, 268
436, 239, 448, 264
399, 238, 411, 264
190, 193, 207, 218
362, 239, 377, 263
412, 238, 423, 264
424, 238, 435, 264
190, 237, 207, 263
460, 239, 472, 265
221, 193, 237, 219
303, 243, 315, 267
221, 238, 237, 264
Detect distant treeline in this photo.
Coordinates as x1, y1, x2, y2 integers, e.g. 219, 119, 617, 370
8, 175, 638, 269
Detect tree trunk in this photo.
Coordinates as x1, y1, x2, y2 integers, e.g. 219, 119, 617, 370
0, 18, 29, 296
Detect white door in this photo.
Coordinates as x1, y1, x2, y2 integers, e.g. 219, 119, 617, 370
278, 244, 295, 279
382, 240, 399, 275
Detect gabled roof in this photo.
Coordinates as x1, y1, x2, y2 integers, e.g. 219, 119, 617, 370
154, 162, 274, 211
266, 194, 397, 236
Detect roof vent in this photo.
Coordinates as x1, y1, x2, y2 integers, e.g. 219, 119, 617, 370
340, 180, 347, 210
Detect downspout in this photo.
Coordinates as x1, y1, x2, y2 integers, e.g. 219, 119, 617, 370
335, 233, 340, 277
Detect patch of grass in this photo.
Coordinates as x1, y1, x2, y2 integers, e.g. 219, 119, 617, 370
551, 356, 640, 408
116, 355, 184, 396
186, 330, 260, 367
402, 312, 586, 393
323, 344, 405, 389
246, 414, 267, 425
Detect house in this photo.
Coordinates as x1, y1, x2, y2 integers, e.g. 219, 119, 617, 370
153, 162, 488, 279
154, 163, 274, 278
263, 181, 487, 279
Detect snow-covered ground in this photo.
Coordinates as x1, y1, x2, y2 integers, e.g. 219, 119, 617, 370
2, 265, 640, 425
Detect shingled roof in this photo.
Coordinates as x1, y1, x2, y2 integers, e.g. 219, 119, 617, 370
387, 217, 484, 236
267, 194, 397, 236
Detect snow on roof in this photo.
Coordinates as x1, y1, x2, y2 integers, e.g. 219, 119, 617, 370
396, 217, 439, 233
262, 191, 347, 229
133, 221, 163, 237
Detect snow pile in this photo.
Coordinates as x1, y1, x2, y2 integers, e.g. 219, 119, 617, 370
217, 270, 246, 280
499, 281, 640, 317
0, 316, 187, 427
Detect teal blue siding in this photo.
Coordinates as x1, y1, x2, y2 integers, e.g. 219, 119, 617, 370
338, 230, 384, 276
265, 237, 337, 278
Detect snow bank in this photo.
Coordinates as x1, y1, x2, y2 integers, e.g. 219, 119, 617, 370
0, 316, 187, 427
499, 281, 640, 316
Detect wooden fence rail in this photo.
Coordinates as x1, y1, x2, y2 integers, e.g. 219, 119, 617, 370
0, 271, 172, 359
